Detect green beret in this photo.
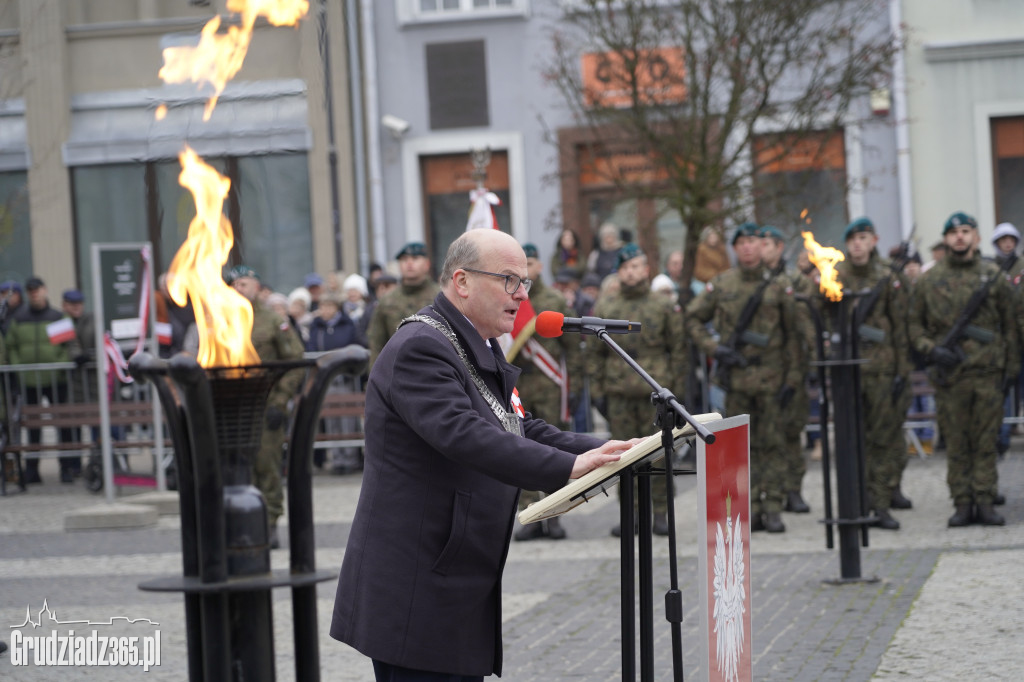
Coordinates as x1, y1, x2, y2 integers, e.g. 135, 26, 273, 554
226, 264, 259, 284
731, 222, 760, 246
395, 241, 428, 259
943, 212, 977, 234
759, 225, 785, 243
843, 217, 875, 241
617, 242, 644, 267
522, 243, 539, 259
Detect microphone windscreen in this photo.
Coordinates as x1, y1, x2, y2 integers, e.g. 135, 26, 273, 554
535, 310, 565, 338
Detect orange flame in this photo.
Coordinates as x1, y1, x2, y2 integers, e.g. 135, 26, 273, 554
161, 1, 308, 368
801, 231, 845, 302
167, 147, 260, 368
159, 0, 309, 120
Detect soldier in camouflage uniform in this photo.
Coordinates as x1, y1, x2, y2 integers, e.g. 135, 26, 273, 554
759, 225, 816, 515
228, 266, 306, 548
587, 243, 687, 536
366, 242, 441, 368
835, 218, 912, 530
513, 243, 582, 541
909, 212, 1018, 527
685, 223, 802, 533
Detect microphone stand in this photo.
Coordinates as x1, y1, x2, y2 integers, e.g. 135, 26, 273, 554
588, 324, 714, 682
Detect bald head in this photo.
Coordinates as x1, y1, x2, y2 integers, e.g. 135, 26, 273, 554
441, 230, 530, 340
440, 230, 522, 289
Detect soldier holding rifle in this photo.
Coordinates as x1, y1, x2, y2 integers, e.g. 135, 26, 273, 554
909, 212, 1018, 527
835, 217, 912, 530
685, 223, 802, 533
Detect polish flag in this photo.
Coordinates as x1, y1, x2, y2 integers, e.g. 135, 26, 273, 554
47, 317, 76, 345
156, 321, 173, 346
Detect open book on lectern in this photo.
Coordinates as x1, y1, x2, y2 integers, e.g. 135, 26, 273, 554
518, 412, 722, 524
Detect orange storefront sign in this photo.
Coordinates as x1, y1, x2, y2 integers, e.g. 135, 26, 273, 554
754, 132, 846, 174
578, 143, 670, 188
582, 47, 686, 108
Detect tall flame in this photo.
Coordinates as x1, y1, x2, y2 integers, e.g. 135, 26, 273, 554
159, 0, 309, 120
801, 231, 845, 302
168, 147, 260, 368
161, 0, 308, 368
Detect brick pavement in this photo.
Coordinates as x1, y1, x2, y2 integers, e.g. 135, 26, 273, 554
1, 441, 1022, 680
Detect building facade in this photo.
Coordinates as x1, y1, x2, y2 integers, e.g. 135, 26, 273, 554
901, 0, 1024, 250
0, 0, 359, 298
371, 0, 903, 278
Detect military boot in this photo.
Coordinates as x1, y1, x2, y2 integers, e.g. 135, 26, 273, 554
785, 490, 810, 513
749, 513, 765, 532
890, 487, 913, 510
763, 511, 786, 533
870, 509, 900, 530
545, 517, 567, 540
653, 512, 670, 536
994, 492, 1006, 506
947, 504, 973, 527
975, 504, 1005, 526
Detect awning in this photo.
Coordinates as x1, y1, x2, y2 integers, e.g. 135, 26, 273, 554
63, 78, 312, 166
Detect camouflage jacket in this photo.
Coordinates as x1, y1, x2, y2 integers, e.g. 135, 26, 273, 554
909, 252, 1019, 380
252, 303, 305, 411
835, 253, 911, 377
685, 264, 802, 392
510, 278, 582, 397
586, 281, 687, 399
772, 261, 817, 370
367, 279, 441, 367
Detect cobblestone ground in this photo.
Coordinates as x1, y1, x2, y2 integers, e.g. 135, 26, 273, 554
1, 438, 1022, 681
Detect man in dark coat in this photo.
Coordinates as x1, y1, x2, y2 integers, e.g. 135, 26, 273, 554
330, 229, 633, 680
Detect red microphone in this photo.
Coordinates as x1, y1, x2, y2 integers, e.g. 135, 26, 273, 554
535, 310, 642, 337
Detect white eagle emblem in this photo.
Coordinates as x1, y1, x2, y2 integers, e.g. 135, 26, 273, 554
713, 495, 746, 682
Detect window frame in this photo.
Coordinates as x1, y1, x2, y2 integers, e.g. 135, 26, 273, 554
396, 0, 529, 26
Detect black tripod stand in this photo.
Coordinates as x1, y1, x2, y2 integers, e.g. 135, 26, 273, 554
589, 325, 715, 682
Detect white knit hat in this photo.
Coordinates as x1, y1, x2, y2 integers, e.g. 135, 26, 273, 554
343, 273, 369, 297
650, 273, 677, 293
991, 222, 1020, 244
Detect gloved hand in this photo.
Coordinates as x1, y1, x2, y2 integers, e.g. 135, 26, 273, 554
73, 354, 90, 368
890, 375, 906, 403
265, 406, 286, 430
713, 345, 747, 368
929, 346, 960, 369
776, 384, 796, 410
592, 396, 609, 421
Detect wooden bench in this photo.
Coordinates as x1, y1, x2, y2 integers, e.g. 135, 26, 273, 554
313, 391, 367, 450
1, 400, 171, 495
802, 370, 938, 458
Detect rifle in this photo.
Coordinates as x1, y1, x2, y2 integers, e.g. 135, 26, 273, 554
852, 228, 917, 338
932, 257, 1014, 387
714, 269, 775, 390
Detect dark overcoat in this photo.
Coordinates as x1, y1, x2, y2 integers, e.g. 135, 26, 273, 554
330, 292, 604, 676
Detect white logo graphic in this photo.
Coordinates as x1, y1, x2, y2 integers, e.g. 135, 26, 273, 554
8, 600, 161, 671
712, 501, 746, 682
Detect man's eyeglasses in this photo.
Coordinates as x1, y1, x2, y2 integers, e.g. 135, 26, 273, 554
462, 268, 533, 295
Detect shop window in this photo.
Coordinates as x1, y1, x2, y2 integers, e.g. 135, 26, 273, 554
753, 130, 848, 251
992, 116, 1024, 230
71, 153, 313, 299
0, 170, 33, 284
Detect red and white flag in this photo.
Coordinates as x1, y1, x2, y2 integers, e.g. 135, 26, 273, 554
466, 187, 501, 231
155, 321, 173, 346
47, 317, 76, 345
501, 300, 570, 422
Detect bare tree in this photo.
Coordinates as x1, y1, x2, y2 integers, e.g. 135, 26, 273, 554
542, 0, 898, 296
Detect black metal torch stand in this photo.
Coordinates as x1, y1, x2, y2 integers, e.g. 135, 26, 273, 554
810, 294, 878, 584
130, 347, 368, 682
